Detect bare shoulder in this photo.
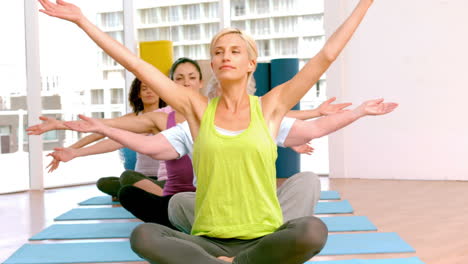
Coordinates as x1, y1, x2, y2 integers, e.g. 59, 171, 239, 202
122, 112, 137, 117
189, 92, 209, 122
260, 83, 288, 122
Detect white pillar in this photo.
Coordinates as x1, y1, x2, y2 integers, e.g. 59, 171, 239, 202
123, 0, 136, 114
219, 0, 231, 29
324, 0, 348, 179
24, 0, 44, 190
17, 109, 25, 153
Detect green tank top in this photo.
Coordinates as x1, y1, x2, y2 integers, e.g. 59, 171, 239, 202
191, 95, 283, 239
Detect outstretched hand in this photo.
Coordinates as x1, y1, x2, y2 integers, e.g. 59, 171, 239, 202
355, 99, 399, 117
47, 147, 77, 162
63, 114, 105, 134
26, 116, 62, 135
317, 97, 352, 116
46, 147, 77, 172
291, 143, 314, 155
46, 157, 61, 173
38, 0, 84, 24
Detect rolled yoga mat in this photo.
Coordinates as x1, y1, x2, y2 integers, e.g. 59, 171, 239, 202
30, 216, 375, 240
119, 148, 136, 170
5, 232, 414, 264
139, 40, 173, 76
270, 58, 301, 178
253, 62, 270, 97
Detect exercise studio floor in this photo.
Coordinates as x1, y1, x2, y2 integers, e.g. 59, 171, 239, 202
0, 178, 467, 264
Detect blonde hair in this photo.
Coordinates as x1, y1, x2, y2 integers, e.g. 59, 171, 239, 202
207, 28, 258, 99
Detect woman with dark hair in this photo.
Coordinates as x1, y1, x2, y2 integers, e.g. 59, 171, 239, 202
94, 77, 173, 200
32, 57, 204, 228
94, 58, 203, 200
44, 76, 171, 200
128, 77, 167, 114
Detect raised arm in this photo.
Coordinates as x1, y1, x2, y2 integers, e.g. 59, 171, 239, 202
64, 114, 179, 160
38, 0, 206, 118
26, 116, 68, 135
104, 112, 167, 134
27, 112, 167, 135
68, 133, 104, 149
285, 97, 352, 120
45, 112, 169, 172
263, 0, 373, 117
46, 137, 124, 172
283, 99, 398, 147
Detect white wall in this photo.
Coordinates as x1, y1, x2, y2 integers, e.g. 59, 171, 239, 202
325, 0, 468, 180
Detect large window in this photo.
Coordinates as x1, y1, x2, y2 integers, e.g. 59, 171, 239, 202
91, 89, 105, 105
39, 0, 125, 188
0, 1, 29, 193
110, 88, 124, 104
229, 0, 328, 174
5, 0, 328, 193
135, 1, 220, 61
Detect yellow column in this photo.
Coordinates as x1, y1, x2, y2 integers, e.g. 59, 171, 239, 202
139, 40, 173, 76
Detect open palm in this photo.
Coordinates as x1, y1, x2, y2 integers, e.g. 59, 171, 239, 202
359, 99, 399, 116
291, 143, 314, 155
317, 97, 352, 116
26, 116, 60, 135
38, 0, 83, 24
64, 114, 104, 133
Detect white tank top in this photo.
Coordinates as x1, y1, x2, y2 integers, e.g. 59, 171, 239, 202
134, 106, 173, 180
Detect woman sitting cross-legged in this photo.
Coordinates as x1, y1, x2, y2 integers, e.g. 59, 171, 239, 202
37, 0, 394, 262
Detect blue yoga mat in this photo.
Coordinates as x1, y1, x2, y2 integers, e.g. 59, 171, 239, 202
79, 191, 341, 206
318, 232, 415, 255
54, 207, 135, 221
320, 190, 340, 200
5, 233, 414, 264
30, 216, 375, 240
60, 200, 351, 220
60, 200, 352, 220
315, 200, 353, 214
29, 222, 142, 240
3, 241, 142, 264
78, 196, 120, 205
320, 216, 376, 232
306, 257, 425, 264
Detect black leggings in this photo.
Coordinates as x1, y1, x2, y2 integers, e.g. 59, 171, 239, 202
96, 170, 165, 197
118, 185, 174, 229
96, 170, 172, 228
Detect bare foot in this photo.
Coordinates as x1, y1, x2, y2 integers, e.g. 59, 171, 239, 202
217, 256, 234, 263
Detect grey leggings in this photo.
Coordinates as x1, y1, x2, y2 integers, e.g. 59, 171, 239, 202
130, 216, 328, 264
130, 171, 325, 263
169, 171, 321, 233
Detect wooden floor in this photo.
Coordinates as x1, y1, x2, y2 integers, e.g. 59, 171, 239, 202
1, 178, 467, 264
